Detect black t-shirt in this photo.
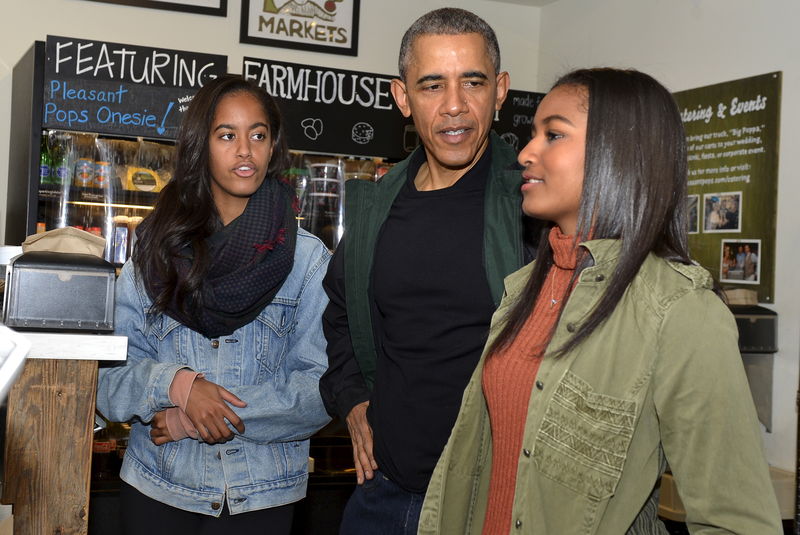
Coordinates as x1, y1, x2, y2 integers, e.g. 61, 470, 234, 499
369, 146, 495, 493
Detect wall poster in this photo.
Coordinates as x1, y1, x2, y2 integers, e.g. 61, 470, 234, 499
241, 0, 360, 56
673, 72, 781, 303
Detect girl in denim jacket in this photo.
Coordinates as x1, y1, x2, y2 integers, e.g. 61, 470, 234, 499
96, 75, 331, 534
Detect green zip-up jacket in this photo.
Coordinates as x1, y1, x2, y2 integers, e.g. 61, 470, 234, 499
419, 239, 781, 534
319, 132, 527, 420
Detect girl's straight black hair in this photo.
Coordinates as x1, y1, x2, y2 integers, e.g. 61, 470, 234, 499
488, 68, 691, 357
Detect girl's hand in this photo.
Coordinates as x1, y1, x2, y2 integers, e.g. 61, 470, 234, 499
184, 377, 247, 444
150, 410, 174, 445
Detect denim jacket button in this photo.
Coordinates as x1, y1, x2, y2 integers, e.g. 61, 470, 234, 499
211, 339, 220, 349
211, 502, 221, 510
522, 448, 531, 457
595, 274, 605, 282
566, 322, 576, 333
535, 380, 544, 390
515, 519, 522, 529
216, 451, 221, 460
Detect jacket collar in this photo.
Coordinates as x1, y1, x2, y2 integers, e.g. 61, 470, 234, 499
488, 131, 523, 196
372, 131, 516, 189
580, 238, 623, 267
502, 238, 621, 297
504, 237, 713, 297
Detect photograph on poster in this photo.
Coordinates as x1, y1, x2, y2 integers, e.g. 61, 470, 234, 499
703, 192, 741, 232
720, 239, 760, 284
687, 194, 699, 234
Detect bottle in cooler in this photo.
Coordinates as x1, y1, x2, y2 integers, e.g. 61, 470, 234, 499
39, 132, 52, 184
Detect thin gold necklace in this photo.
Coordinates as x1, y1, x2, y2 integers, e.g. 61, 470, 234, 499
549, 271, 559, 308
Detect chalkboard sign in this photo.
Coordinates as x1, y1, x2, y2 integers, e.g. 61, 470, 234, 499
494, 89, 545, 153
43, 35, 227, 140
243, 56, 542, 160
243, 57, 411, 159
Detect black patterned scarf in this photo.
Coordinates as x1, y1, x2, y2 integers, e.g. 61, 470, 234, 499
145, 177, 297, 338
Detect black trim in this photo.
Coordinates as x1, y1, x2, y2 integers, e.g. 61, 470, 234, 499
80, 0, 227, 16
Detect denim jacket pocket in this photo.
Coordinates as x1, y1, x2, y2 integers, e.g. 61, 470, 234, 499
533, 370, 636, 500
148, 314, 188, 366
254, 297, 299, 376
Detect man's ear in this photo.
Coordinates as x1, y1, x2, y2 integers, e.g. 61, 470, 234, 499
391, 78, 412, 118
494, 71, 510, 111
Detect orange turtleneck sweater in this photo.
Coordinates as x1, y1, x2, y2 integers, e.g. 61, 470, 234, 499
481, 226, 579, 534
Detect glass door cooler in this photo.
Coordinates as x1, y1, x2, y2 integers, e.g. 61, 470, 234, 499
5, 36, 226, 269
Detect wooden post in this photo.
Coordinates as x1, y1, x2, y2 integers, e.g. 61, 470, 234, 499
2, 359, 98, 535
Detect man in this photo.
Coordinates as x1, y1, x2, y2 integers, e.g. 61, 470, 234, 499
319, 8, 531, 533
744, 243, 758, 280
736, 244, 746, 271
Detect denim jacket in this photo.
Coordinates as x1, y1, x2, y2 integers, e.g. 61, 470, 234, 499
96, 228, 332, 516
419, 240, 781, 534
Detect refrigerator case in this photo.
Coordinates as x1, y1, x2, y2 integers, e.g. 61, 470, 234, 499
35, 130, 173, 265
5, 42, 166, 265
289, 151, 394, 251
5, 37, 225, 266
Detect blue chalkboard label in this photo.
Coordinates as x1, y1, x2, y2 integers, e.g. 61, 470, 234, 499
44, 35, 227, 140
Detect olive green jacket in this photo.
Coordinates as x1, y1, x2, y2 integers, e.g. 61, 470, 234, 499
419, 240, 781, 535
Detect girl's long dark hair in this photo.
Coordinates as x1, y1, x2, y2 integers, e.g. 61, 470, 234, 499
133, 74, 289, 315
489, 68, 691, 357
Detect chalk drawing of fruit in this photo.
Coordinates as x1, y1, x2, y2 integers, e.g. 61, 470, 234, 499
301, 118, 324, 140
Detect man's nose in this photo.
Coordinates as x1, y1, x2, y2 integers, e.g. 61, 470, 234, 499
442, 85, 468, 116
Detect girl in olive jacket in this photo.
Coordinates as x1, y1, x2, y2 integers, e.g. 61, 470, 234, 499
418, 68, 781, 534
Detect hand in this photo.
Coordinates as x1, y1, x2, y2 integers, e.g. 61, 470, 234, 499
346, 401, 377, 484
184, 377, 247, 444
150, 410, 173, 445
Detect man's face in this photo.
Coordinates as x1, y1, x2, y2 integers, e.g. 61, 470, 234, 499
391, 33, 509, 175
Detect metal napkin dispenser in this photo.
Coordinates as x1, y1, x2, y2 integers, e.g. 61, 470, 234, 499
730, 304, 777, 353
729, 304, 777, 432
2, 251, 115, 332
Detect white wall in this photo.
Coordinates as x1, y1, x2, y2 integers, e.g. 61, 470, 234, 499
538, 0, 800, 472
8, 0, 792, 476
0, 0, 542, 242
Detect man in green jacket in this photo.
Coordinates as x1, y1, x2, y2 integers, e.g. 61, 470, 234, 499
319, 7, 531, 534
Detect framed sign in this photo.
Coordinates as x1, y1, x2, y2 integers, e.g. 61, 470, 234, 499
673, 71, 781, 302
241, 0, 360, 56
81, 0, 227, 16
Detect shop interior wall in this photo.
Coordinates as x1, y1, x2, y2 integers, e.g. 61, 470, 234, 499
0, 0, 542, 243
537, 0, 800, 473
7, 0, 794, 477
